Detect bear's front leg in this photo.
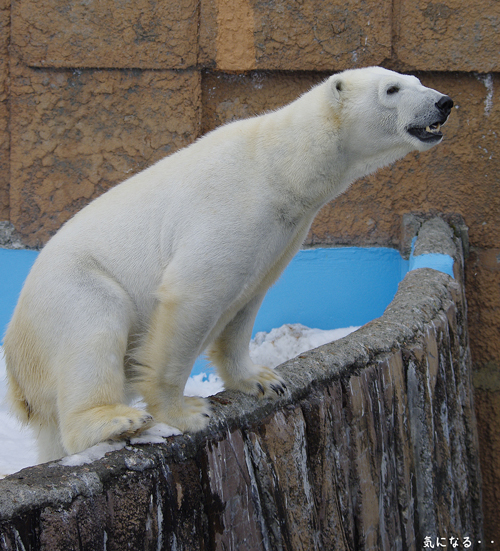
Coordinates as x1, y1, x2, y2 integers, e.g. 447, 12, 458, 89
208, 294, 287, 398
133, 284, 212, 433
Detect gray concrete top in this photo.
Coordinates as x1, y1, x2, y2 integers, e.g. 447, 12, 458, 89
412, 217, 457, 258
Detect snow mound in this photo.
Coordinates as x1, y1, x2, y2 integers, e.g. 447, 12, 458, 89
249, 323, 359, 368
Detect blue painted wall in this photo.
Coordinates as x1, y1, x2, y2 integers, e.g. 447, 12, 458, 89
0, 247, 409, 343
253, 247, 409, 333
0, 249, 39, 342
1, 245, 455, 376
1, 245, 455, 375
1, 247, 411, 377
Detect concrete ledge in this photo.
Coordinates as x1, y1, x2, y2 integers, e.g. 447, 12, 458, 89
0, 217, 483, 550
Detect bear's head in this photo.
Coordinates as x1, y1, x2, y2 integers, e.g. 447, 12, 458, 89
328, 67, 453, 157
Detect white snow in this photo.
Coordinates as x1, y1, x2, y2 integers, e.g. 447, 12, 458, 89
59, 440, 129, 467
58, 424, 184, 467
249, 323, 359, 368
0, 323, 358, 476
0, 348, 38, 477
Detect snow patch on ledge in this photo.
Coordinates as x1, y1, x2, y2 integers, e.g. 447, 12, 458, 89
59, 424, 183, 467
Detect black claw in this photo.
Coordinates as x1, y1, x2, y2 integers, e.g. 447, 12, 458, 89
202, 413, 210, 418
271, 384, 284, 396
257, 383, 265, 395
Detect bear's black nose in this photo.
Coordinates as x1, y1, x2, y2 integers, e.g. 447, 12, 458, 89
436, 95, 453, 116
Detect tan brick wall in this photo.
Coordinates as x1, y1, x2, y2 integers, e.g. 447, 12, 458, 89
201, 0, 392, 71
251, 0, 392, 71
0, 0, 10, 220
9, 56, 201, 246
394, 0, 500, 72
1, 0, 500, 542
202, 71, 327, 132
11, 0, 199, 69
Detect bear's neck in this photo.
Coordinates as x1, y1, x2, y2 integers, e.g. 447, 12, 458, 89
249, 84, 410, 215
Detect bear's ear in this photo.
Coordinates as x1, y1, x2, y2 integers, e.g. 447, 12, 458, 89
330, 76, 344, 102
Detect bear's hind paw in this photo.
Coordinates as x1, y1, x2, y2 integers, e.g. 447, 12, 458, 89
62, 405, 155, 454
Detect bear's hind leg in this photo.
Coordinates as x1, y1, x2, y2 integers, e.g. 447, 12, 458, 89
56, 328, 154, 455
36, 420, 66, 463
55, 286, 153, 455
60, 403, 153, 455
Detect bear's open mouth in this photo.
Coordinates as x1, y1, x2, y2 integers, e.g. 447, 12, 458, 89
407, 121, 445, 142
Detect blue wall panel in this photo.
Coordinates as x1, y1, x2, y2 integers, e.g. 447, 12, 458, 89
1, 247, 411, 376
0, 250, 39, 341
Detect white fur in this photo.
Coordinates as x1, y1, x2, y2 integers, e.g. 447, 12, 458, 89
4, 67, 451, 461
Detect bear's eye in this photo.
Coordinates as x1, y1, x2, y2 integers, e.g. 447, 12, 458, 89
386, 86, 400, 95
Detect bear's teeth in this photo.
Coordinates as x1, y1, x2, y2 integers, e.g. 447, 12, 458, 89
426, 123, 441, 134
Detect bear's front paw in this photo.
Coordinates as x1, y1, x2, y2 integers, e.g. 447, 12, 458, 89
153, 396, 212, 433
226, 365, 287, 398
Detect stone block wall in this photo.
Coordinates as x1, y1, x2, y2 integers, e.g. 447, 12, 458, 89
11, 0, 199, 69
9, 64, 201, 239
0, 0, 498, 543
0, 219, 484, 550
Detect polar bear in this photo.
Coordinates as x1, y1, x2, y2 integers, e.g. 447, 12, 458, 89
4, 67, 453, 461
